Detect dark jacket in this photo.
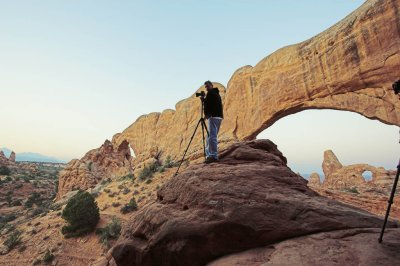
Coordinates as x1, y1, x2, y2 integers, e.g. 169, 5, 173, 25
204, 88, 223, 118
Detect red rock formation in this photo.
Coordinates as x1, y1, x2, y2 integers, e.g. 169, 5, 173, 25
9, 151, 16, 162
0, 150, 16, 168
308, 172, 322, 187
321, 150, 396, 190
322, 150, 343, 178
308, 149, 400, 219
56, 139, 132, 199
110, 140, 389, 266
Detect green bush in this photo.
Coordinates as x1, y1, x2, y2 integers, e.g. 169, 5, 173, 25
163, 156, 178, 168
0, 166, 11, 175
43, 249, 54, 264
119, 173, 134, 182
96, 216, 121, 247
0, 214, 17, 224
5, 176, 12, 182
25, 192, 42, 208
138, 162, 159, 181
101, 178, 111, 185
4, 230, 21, 251
61, 191, 100, 238
120, 198, 138, 214
346, 187, 359, 194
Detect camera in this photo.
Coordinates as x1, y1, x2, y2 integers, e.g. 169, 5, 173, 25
393, 80, 400, 94
196, 91, 205, 97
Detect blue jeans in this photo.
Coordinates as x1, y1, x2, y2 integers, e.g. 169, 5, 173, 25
206, 117, 222, 159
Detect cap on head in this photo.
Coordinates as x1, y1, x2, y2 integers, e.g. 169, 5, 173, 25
204, 80, 213, 87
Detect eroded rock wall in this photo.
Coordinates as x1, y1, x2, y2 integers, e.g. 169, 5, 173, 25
56, 139, 132, 199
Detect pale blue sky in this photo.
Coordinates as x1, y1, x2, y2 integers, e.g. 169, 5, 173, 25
1, 1, 398, 173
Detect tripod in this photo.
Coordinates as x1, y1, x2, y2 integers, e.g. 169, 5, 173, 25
175, 97, 209, 176
378, 159, 400, 243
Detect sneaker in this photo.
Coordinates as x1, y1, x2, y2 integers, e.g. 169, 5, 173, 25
204, 157, 218, 164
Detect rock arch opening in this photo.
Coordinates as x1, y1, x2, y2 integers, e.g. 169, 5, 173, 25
362, 170, 373, 182
256, 109, 398, 176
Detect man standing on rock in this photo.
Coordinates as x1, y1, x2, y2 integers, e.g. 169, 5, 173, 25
202, 80, 223, 164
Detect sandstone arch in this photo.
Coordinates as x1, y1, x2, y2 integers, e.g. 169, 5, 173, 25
57, 0, 400, 199
113, 0, 400, 163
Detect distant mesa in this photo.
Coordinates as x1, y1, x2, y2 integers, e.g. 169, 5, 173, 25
0, 147, 65, 163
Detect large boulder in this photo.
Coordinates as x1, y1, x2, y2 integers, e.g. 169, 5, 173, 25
111, 140, 390, 266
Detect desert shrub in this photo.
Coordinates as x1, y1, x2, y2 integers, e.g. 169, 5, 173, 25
111, 202, 120, 207
25, 192, 42, 208
31, 207, 48, 217
119, 173, 134, 182
6, 194, 13, 206
133, 190, 139, 195
163, 156, 178, 168
0, 214, 17, 225
103, 188, 111, 193
138, 162, 159, 181
14, 176, 20, 181
15, 183, 23, 189
101, 178, 111, 185
122, 187, 131, 195
117, 184, 125, 190
4, 230, 21, 251
18, 244, 26, 252
61, 191, 99, 238
22, 176, 30, 183
12, 199, 22, 206
96, 217, 121, 247
345, 187, 359, 194
54, 180, 59, 194
5, 176, 12, 182
145, 179, 152, 184
43, 249, 54, 264
87, 162, 93, 171
120, 198, 138, 214
0, 166, 11, 175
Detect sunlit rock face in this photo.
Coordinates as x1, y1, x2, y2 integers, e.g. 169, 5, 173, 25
56, 139, 132, 199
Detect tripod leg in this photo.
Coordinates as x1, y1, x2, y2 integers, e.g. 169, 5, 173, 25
201, 119, 206, 158
379, 163, 400, 243
175, 119, 202, 176
202, 119, 209, 137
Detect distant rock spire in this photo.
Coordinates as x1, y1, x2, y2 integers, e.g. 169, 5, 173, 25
322, 150, 343, 177
9, 151, 16, 162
